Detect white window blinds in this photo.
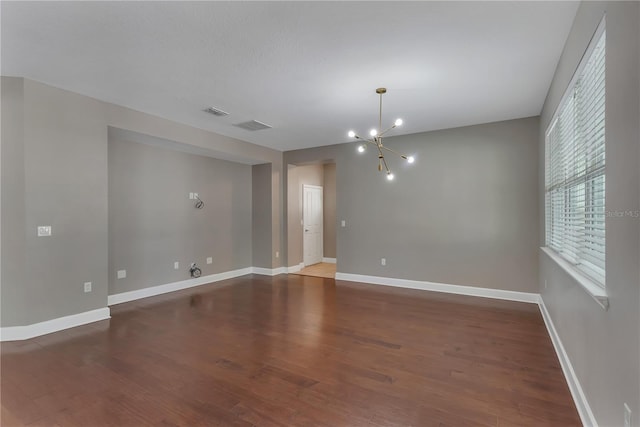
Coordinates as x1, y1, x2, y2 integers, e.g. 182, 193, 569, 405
545, 27, 606, 286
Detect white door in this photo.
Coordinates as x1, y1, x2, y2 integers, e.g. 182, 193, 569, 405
303, 185, 323, 266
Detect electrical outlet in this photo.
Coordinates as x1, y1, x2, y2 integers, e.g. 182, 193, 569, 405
174, 262, 180, 270
381, 258, 386, 266
206, 257, 213, 264
624, 403, 632, 427
117, 269, 126, 279
37, 226, 52, 236
194, 193, 198, 198
276, 251, 279, 258
84, 282, 92, 293
189, 192, 194, 200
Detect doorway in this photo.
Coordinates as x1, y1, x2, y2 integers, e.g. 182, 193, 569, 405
286, 163, 337, 278
303, 184, 323, 266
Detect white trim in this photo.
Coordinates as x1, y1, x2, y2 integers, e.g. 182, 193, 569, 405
252, 266, 286, 276
541, 247, 609, 310
108, 267, 252, 306
334, 272, 539, 304
287, 263, 305, 274
538, 297, 598, 427
0, 307, 111, 342
322, 257, 336, 264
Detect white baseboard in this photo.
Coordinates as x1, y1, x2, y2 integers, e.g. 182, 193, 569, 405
108, 267, 252, 306
0, 307, 111, 342
538, 297, 597, 427
322, 257, 336, 264
287, 263, 305, 273
334, 272, 539, 304
252, 266, 286, 276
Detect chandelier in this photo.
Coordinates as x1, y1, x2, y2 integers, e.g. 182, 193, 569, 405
347, 87, 414, 181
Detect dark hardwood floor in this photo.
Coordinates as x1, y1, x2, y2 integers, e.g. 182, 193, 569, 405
1, 274, 580, 426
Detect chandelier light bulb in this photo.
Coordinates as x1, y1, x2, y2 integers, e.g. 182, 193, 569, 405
347, 88, 415, 180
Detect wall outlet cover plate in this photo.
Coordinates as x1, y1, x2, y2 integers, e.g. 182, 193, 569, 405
37, 226, 52, 236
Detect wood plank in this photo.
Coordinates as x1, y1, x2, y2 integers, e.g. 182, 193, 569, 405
1, 274, 580, 426
290, 263, 336, 278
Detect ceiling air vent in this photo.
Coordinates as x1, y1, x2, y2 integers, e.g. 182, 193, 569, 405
203, 107, 229, 117
233, 120, 272, 131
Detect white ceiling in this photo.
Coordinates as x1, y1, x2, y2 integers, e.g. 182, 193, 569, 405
1, 1, 579, 152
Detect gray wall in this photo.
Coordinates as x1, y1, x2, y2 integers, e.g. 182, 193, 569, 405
1, 77, 26, 325
0, 77, 283, 327
252, 163, 272, 269
1, 77, 109, 326
285, 116, 540, 293
323, 163, 337, 259
538, 2, 640, 426
108, 137, 252, 295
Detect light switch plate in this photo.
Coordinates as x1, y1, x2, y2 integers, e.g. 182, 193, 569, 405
341, 220, 346, 227
206, 257, 213, 264
117, 269, 126, 279
84, 282, 92, 293
37, 226, 52, 236
174, 261, 180, 270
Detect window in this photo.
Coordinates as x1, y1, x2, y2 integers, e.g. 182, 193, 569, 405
545, 24, 606, 287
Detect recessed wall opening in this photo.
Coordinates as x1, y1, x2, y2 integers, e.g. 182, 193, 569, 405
107, 127, 255, 298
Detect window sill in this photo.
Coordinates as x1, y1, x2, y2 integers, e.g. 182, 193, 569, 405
540, 247, 609, 310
